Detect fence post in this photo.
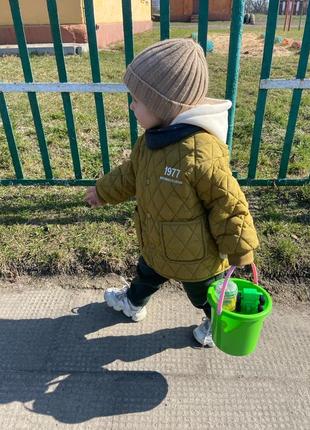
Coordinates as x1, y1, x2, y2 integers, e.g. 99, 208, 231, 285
9, 0, 53, 179
84, 0, 110, 174
248, 0, 280, 179
47, 0, 82, 179
198, 0, 209, 54
160, 0, 170, 40
121, 0, 138, 147
278, 1, 310, 178
0, 93, 24, 179
225, 0, 246, 153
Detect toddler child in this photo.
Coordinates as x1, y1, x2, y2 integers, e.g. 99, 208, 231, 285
85, 38, 259, 347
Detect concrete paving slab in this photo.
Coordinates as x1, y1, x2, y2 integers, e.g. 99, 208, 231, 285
0, 284, 309, 429
0, 43, 89, 56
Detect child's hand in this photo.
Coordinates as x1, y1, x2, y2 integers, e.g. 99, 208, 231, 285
85, 186, 104, 208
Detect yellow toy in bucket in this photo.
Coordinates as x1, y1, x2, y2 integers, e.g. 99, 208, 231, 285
207, 263, 272, 356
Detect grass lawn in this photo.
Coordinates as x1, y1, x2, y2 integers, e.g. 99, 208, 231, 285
0, 20, 309, 285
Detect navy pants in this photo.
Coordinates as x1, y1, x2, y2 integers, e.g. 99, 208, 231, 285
127, 256, 225, 319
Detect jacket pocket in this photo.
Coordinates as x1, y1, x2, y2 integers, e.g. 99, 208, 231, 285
160, 216, 206, 263
134, 207, 143, 248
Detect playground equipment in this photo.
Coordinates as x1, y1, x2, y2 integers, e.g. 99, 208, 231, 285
282, 0, 307, 31
191, 33, 214, 52
244, 13, 255, 25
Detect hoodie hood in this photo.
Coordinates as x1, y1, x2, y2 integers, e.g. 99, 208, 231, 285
145, 123, 203, 149
170, 97, 232, 143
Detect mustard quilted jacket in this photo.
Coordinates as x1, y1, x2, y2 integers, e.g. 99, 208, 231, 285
96, 131, 259, 282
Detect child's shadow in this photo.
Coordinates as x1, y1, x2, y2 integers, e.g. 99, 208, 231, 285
0, 301, 197, 423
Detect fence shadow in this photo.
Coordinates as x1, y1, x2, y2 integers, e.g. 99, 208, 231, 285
0, 301, 196, 423
0, 212, 132, 226
0, 194, 134, 226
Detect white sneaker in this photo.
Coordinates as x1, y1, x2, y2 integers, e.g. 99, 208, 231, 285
104, 285, 147, 322
193, 318, 215, 347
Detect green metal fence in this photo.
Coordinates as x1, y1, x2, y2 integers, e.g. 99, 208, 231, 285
0, 0, 309, 187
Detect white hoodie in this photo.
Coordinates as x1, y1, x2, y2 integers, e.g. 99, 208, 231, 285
170, 98, 232, 143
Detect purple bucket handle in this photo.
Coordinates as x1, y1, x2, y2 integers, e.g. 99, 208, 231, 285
217, 263, 258, 315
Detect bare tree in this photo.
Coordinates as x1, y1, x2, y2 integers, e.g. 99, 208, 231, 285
245, 0, 269, 14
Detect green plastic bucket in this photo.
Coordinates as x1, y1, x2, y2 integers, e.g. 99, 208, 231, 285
207, 264, 272, 356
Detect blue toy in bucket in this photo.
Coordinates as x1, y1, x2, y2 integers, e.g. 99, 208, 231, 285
207, 263, 272, 356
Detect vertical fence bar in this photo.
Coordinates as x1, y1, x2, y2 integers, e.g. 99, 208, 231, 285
283, 0, 290, 31
225, 0, 246, 153
84, 0, 110, 174
278, 2, 310, 179
160, 0, 170, 40
0, 92, 24, 179
248, 0, 280, 179
121, 0, 138, 147
9, 0, 53, 179
198, 0, 209, 55
298, 0, 304, 30
46, 0, 82, 179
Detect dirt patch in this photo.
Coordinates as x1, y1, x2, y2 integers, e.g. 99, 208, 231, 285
211, 33, 298, 57
1, 274, 309, 307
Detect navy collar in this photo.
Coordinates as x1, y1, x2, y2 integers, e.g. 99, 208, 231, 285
145, 123, 203, 149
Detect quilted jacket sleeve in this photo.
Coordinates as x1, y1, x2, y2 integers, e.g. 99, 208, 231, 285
195, 149, 259, 267
95, 136, 141, 204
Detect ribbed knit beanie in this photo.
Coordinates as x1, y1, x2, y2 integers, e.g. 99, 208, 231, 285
124, 38, 209, 124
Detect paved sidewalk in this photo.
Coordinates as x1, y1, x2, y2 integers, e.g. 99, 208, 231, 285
0, 43, 88, 56
0, 282, 309, 429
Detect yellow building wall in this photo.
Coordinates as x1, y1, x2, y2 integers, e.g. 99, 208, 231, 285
0, 0, 84, 25
0, 0, 151, 26
94, 0, 151, 22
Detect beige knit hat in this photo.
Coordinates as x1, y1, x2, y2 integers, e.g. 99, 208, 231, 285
124, 38, 209, 124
